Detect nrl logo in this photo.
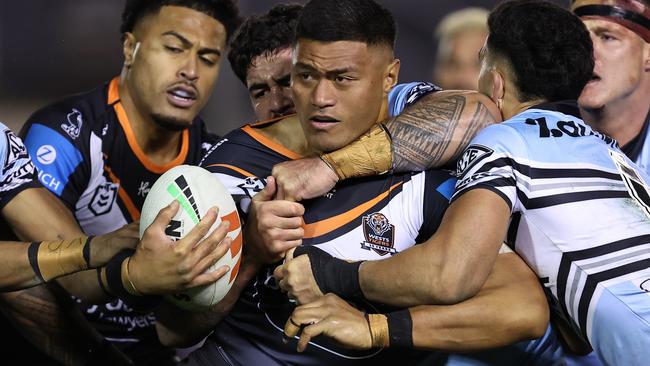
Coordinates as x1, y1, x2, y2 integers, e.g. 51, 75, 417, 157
457, 144, 493, 176
361, 212, 397, 256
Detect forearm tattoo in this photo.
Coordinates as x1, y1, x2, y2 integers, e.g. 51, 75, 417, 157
386, 94, 496, 173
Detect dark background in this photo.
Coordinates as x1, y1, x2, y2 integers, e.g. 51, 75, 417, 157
0, 0, 566, 135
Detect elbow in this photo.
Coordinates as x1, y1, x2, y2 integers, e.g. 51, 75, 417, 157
155, 322, 204, 349
429, 277, 482, 305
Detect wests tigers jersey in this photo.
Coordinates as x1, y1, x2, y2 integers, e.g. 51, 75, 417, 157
453, 103, 650, 366
20, 77, 219, 362
200, 122, 454, 365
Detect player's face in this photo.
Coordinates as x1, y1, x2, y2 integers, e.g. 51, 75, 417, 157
125, 6, 226, 129
292, 39, 398, 153
246, 48, 295, 120
434, 29, 487, 90
579, 19, 650, 111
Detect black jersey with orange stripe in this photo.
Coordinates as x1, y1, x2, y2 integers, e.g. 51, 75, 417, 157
20, 77, 219, 363
199, 122, 455, 365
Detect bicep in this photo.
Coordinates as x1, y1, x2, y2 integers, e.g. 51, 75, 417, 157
2, 187, 82, 241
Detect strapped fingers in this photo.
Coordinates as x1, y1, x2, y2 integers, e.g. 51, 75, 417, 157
297, 321, 329, 352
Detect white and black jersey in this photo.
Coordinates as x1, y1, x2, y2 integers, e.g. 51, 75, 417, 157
0, 122, 39, 210
454, 102, 650, 366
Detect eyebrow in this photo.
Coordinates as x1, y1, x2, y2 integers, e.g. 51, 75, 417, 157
162, 31, 222, 57
294, 62, 354, 77
248, 82, 269, 92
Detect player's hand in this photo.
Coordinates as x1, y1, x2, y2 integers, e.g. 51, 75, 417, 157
129, 201, 233, 295
245, 176, 304, 265
285, 293, 371, 352
89, 222, 139, 268
274, 247, 323, 304
272, 157, 338, 201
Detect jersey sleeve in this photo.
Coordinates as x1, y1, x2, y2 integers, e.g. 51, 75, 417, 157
21, 107, 89, 210
0, 124, 40, 210
387, 82, 441, 118
200, 136, 265, 221
416, 170, 456, 242
451, 123, 529, 213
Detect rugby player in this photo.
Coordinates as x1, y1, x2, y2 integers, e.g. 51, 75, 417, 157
0, 120, 234, 364
227, 4, 301, 121
155, 1, 564, 364
572, 0, 650, 173
279, 1, 650, 365
16, 0, 241, 364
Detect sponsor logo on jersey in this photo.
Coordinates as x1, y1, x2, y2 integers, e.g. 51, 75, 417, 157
61, 108, 83, 140
361, 212, 397, 256
457, 144, 493, 176
36, 145, 57, 165
138, 181, 151, 197
25, 124, 84, 197
88, 182, 118, 216
3, 130, 29, 173
405, 82, 440, 106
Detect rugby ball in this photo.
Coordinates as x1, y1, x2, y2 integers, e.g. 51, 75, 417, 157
139, 165, 242, 311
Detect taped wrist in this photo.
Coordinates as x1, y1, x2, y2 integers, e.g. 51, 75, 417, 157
365, 313, 389, 348
101, 250, 161, 310
386, 309, 414, 348
320, 123, 392, 180
293, 245, 363, 301
28, 236, 92, 282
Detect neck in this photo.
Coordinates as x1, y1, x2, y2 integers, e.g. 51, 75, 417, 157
258, 115, 316, 157
502, 98, 546, 120
118, 76, 184, 166
580, 89, 650, 146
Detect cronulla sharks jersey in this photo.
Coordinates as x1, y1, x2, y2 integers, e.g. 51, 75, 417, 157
453, 102, 650, 366
0, 123, 38, 209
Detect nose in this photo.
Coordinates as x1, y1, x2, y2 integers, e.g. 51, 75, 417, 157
311, 79, 335, 109
179, 54, 199, 82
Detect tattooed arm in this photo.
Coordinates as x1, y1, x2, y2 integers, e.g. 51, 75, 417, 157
272, 90, 501, 201
387, 90, 499, 172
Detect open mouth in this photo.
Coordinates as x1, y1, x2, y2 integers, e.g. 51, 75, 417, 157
310, 115, 339, 123
167, 86, 198, 108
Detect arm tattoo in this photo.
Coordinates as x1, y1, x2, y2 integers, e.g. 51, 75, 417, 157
386, 93, 496, 173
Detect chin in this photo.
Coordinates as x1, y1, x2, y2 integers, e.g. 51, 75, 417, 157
151, 113, 194, 131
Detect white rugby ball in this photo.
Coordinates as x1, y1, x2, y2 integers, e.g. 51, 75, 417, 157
139, 165, 242, 311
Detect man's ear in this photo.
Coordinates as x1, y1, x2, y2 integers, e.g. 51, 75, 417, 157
491, 69, 505, 102
384, 58, 401, 94
123, 32, 138, 68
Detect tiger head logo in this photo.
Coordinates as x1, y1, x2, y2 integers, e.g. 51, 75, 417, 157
368, 213, 391, 236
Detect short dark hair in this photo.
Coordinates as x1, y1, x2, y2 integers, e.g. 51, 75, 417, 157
487, 0, 593, 102
296, 0, 396, 49
121, 0, 242, 43
228, 4, 303, 84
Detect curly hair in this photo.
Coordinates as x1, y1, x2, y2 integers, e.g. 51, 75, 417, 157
227, 4, 302, 84
487, 0, 594, 102
120, 0, 242, 43
296, 0, 396, 49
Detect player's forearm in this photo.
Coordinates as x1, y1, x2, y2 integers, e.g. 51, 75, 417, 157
409, 253, 549, 351
0, 244, 42, 291
57, 270, 113, 304
360, 191, 510, 306
321, 91, 500, 180
387, 90, 499, 173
